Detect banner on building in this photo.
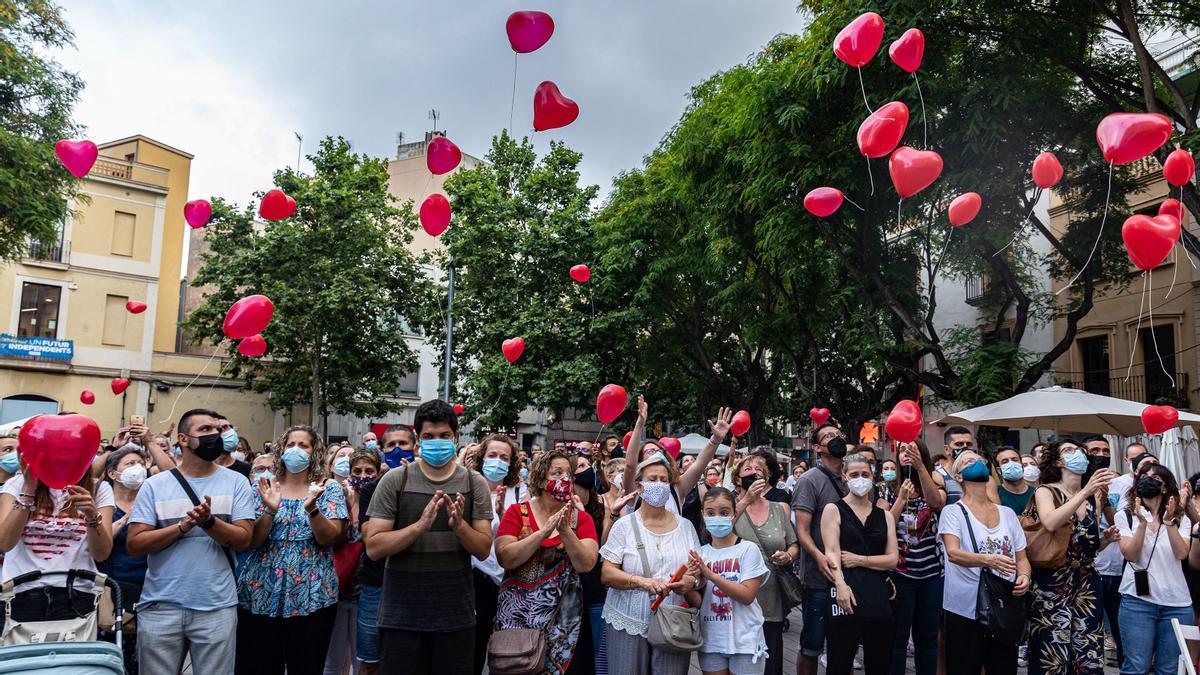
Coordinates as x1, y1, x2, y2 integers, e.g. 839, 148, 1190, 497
0, 334, 73, 361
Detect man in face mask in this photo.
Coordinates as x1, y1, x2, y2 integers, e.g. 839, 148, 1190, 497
379, 425, 417, 470
124, 408, 255, 675
211, 413, 251, 479
362, 400, 495, 675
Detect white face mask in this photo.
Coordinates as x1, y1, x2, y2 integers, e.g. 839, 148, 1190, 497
847, 476, 874, 497
117, 464, 147, 489
1023, 465, 1041, 482
231, 451, 246, 463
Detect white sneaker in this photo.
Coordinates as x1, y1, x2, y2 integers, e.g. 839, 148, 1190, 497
819, 653, 827, 667
854, 655, 863, 670
1018, 644, 1028, 667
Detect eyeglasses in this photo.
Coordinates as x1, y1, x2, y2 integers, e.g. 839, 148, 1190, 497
818, 432, 844, 444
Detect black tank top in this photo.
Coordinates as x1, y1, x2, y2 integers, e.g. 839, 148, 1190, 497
836, 500, 888, 555
832, 500, 892, 622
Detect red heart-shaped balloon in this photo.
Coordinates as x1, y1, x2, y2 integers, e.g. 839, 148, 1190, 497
1142, 404, 1179, 434
570, 264, 590, 283
223, 295, 275, 340
804, 188, 844, 217
622, 431, 633, 450
506, 10, 555, 53
658, 437, 682, 459
833, 12, 885, 67
79, 390, 95, 405
1096, 113, 1172, 165
1122, 213, 1180, 271
19, 414, 101, 489
1032, 152, 1064, 189
888, 28, 924, 73
237, 334, 268, 357
125, 301, 147, 314
420, 194, 451, 237
889, 146, 943, 199
1164, 149, 1196, 187
596, 384, 629, 425
184, 199, 213, 228
502, 337, 525, 364
810, 407, 831, 426
259, 189, 296, 221
110, 378, 130, 395
533, 81, 579, 132
1159, 198, 1184, 222
730, 410, 751, 437
427, 136, 462, 176
857, 101, 910, 158
453, 404, 465, 415
948, 192, 982, 227
884, 400, 923, 443
54, 140, 98, 178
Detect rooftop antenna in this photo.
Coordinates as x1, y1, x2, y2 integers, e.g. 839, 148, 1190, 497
293, 132, 303, 172
428, 109, 441, 133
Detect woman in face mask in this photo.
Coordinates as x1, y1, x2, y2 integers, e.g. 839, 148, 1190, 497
100, 446, 149, 674
1116, 463, 1193, 674
493, 450, 599, 674
1025, 440, 1117, 675
567, 452, 616, 675
236, 425, 348, 674
819, 453, 899, 674
598, 453, 701, 675
879, 459, 900, 500
731, 455, 799, 675
0, 433, 20, 488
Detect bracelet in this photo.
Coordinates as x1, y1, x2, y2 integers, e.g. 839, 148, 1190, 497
84, 515, 101, 528
177, 522, 187, 535
306, 507, 320, 518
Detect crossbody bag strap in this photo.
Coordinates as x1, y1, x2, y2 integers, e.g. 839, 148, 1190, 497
817, 465, 847, 498
957, 502, 981, 554
169, 468, 236, 575
629, 513, 653, 580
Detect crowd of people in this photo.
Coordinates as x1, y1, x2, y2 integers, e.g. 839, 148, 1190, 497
2, 399, 1200, 675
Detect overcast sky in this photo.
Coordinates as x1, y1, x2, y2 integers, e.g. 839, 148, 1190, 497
56, 1, 806, 207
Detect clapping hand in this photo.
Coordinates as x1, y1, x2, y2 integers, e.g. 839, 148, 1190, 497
688, 549, 712, 580
417, 490, 445, 533
185, 495, 213, 529
1088, 469, 1117, 496
445, 492, 467, 531
303, 481, 327, 513
258, 476, 282, 512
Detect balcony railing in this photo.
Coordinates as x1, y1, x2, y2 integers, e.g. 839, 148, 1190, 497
26, 238, 68, 264
90, 158, 132, 180
1069, 372, 1191, 408
965, 273, 989, 305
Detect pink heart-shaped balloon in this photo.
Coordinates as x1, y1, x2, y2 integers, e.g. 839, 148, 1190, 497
184, 199, 213, 228
259, 189, 296, 220
889, 146, 943, 198
420, 194, 451, 237
533, 81, 580, 132
658, 437, 682, 459
804, 187, 844, 217
833, 12, 885, 67
570, 264, 590, 283
884, 400, 923, 443
1032, 151, 1064, 189
111, 378, 130, 395
810, 407, 831, 426
1122, 213, 1180, 271
79, 390, 95, 405
427, 136, 462, 176
857, 101, 910, 158
1163, 149, 1196, 187
596, 384, 629, 425
1159, 198, 1184, 222
237, 334, 268, 357
502, 337, 525, 364
888, 28, 925, 73
730, 410, 751, 437
506, 10, 555, 53
223, 294, 275, 339
125, 301, 147, 314
1096, 113, 1172, 165
19, 414, 101, 489
1142, 405, 1179, 434
54, 140, 98, 178
948, 192, 982, 227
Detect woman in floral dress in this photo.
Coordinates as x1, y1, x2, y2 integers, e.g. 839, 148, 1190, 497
236, 425, 348, 675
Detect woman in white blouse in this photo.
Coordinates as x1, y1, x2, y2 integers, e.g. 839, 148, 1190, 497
599, 453, 701, 674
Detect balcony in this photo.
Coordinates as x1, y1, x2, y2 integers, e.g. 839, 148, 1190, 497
26, 238, 69, 264
91, 158, 132, 180
965, 273, 990, 306
1069, 372, 1191, 408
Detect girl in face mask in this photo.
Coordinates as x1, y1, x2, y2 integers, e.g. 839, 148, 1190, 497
236, 426, 348, 674
1025, 440, 1117, 675
818, 454, 899, 675
99, 446, 149, 674
494, 451, 600, 674
598, 454, 701, 675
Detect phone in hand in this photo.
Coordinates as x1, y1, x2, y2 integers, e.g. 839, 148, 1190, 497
130, 415, 145, 427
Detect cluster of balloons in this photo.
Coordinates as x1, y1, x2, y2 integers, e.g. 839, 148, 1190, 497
223, 294, 275, 357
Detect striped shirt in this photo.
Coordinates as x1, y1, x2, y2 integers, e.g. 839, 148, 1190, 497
890, 493, 943, 579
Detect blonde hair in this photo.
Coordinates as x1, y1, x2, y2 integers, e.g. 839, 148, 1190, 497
271, 425, 329, 483
951, 450, 983, 476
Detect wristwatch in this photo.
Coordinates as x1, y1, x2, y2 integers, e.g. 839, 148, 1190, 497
198, 516, 216, 530
306, 507, 320, 518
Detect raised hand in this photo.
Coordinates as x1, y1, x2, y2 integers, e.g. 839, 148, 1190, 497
65, 485, 96, 519
258, 476, 282, 512
1134, 496, 1148, 525
1088, 469, 1117, 496
708, 407, 733, 441
636, 396, 648, 426
611, 489, 639, 514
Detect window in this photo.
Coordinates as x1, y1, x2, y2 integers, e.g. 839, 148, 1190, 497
1141, 324, 1177, 403
18, 283, 62, 338
396, 371, 419, 397
102, 294, 128, 346
1079, 335, 1110, 396
0, 395, 57, 425
111, 211, 136, 256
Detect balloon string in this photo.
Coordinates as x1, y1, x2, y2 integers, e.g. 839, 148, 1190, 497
865, 155, 875, 196
509, 52, 518, 134
914, 72, 927, 149
856, 67, 875, 115
157, 347, 221, 426
994, 188, 1042, 257
1125, 271, 1146, 382
1165, 247, 1180, 300
935, 225, 954, 276
483, 366, 511, 430
1057, 161, 1114, 295
591, 423, 607, 448
1147, 270, 1176, 387
843, 194, 866, 211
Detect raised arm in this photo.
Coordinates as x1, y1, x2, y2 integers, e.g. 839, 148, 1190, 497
621, 396, 648, 496
678, 407, 732, 497
902, 443, 946, 512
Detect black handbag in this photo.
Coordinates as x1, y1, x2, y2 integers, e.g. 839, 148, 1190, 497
957, 503, 1027, 646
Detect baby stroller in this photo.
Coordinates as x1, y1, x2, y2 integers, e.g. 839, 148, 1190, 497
0, 569, 124, 674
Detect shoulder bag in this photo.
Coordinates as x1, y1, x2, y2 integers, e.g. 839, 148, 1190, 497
631, 513, 703, 653
1018, 485, 1071, 569
958, 503, 1027, 645
742, 502, 803, 612
487, 503, 550, 675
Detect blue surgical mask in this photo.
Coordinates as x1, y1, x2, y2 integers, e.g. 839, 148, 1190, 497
333, 456, 351, 477
254, 470, 272, 484
1000, 462, 1024, 482
482, 458, 509, 482
882, 470, 897, 482
0, 453, 20, 474
221, 428, 238, 453
420, 439, 456, 467
1062, 450, 1089, 475
705, 515, 734, 538
365, 440, 378, 451
960, 460, 991, 483
1108, 492, 1121, 510
282, 447, 310, 473
519, 467, 529, 480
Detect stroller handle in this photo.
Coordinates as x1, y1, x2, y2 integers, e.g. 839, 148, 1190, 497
2, 568, 124, 647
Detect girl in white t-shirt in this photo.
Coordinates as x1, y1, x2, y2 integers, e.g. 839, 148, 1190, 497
686, 486, 769, 675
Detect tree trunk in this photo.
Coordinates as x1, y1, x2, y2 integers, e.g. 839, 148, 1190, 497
310, 346, 322, 429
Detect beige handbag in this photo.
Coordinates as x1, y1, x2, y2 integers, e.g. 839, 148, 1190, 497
631, 516, 703, 653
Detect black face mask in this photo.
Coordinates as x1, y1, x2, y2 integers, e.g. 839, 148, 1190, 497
574, 467, 596, 492
1136, 476, 1164, 500
740, 474, 759, 491
192, 433, 224, 462
826, 437, 848, 459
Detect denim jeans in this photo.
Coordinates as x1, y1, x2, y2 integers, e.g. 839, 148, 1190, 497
799, 586, 830, 658
889, 574, 944, 675
356, 583, 383, 664
1117, 594, 1193, 675
137, 603, 237, 675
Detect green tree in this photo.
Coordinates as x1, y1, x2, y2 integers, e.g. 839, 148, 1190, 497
185, 137, 426, 426
0, 0, 82, 261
